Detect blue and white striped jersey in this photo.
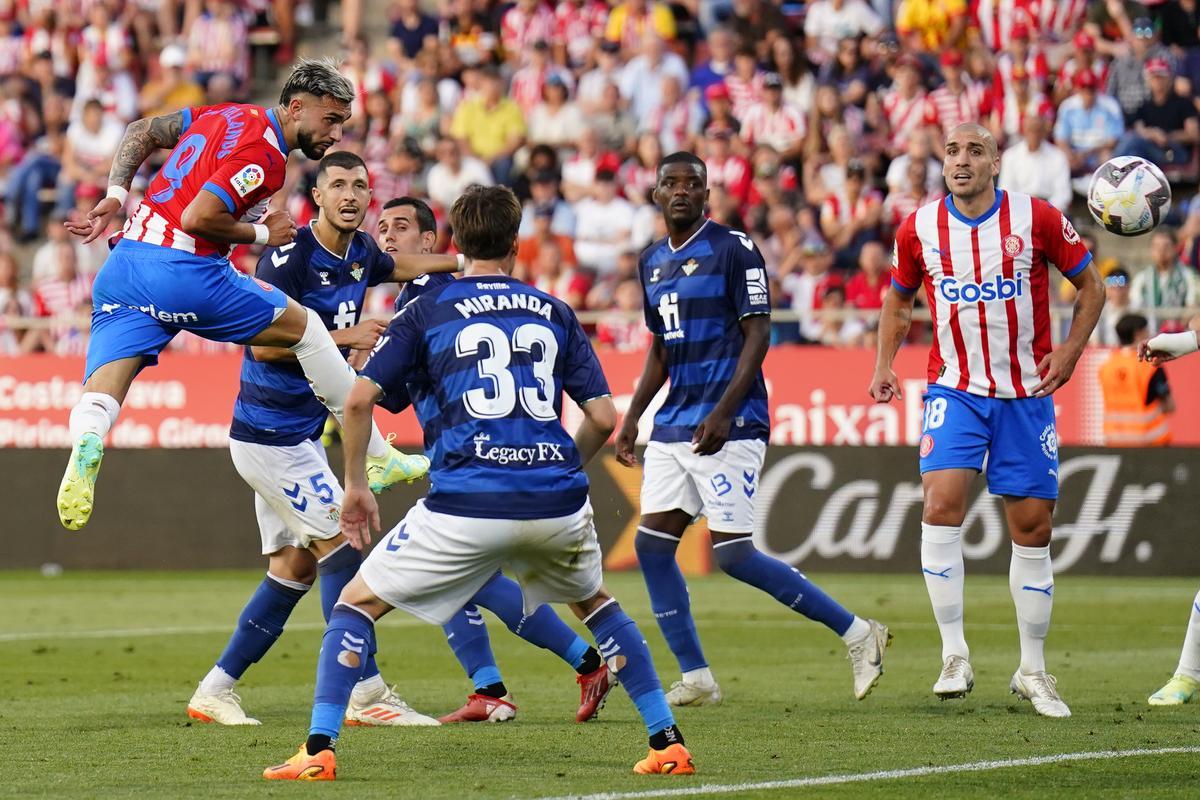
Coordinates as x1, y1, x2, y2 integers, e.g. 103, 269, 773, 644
229, 225, 395, 446
362, 274, 610, 519
640, 219, 771, 443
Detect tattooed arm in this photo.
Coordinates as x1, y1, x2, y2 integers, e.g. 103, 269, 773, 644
65, 110, 187, 244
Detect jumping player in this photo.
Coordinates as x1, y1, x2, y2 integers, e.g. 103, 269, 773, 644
187, 154, 441, 727
57, 59, 457, 531
264, 185, 694, 780
870, 122, 1104, 717
615, 152, 891, 707
378, 197, 617, 725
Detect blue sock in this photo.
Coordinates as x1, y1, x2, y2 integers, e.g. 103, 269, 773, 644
319, 544, 380, 681
215, 574, 308, 679
714, 538, 854, 635
309, 604, 375, 741
471, 571, 590, 668
584, 600, 675, 737
442, 604, 503, 690
634, 528, 707, 672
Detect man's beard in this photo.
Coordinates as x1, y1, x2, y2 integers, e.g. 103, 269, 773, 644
297, 129, 329, 160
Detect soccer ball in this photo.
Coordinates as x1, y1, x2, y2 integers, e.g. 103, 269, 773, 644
1086, 156, 1172, 237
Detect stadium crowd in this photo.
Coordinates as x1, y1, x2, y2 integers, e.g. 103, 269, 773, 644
3, 0, 1200, 357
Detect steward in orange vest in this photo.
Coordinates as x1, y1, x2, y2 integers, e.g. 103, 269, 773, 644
1099, 314, 1174, 446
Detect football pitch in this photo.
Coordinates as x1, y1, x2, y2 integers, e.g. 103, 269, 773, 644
5, 570, 1200, 799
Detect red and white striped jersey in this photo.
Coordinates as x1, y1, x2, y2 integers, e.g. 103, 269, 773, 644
1035, 0, 1087, 42
120, 103, 287, 259
705, 155, 753, 205
509, 65, 574, 113
740, 102, 807, 152
924, 82, 987, 135
882, 88, 928, 152
501, 2, 558, 57
892, 190, 1092, 398
1056, 57, 1108, 91
725, 73, 763, 120
972, 0, 1039, 51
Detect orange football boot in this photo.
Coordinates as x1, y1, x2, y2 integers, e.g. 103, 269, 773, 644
633, 743, 695, 775
263, 745, 337, 781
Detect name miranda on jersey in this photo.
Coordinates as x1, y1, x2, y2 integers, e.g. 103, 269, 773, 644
454, 292, 554, 320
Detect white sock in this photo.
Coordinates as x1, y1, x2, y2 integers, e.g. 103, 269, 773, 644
1176, 590, 1200, 681
840, 616, 871, 644
289, 307, 389, 458
352, 671, 386, 700
1010, 542, 1054, 674
921, 523, 968, 661
682, 666, 715, 687
69, 392, 121, 440
198, 665, 236, 695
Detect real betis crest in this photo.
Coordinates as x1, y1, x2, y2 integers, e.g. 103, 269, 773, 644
350, 262, 364, 281
682, 258, 700, 276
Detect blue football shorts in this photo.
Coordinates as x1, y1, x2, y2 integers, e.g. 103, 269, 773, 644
918, 384, 1060, 500
85, 238, 289, 382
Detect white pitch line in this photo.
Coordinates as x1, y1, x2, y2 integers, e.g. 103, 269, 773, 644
0, 617, 425, 643
533, 747, 1200, 800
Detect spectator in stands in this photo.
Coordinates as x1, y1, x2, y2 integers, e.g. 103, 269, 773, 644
590, 82, 637, 153
57, 99, 122, 219
1099, 313, 1174, 446
555, 0, 611, 68
1108, 17, 1172, 121
1055, 69, 1124, 191
1095, 267, 1134, 345
705, 129, 752, 209
725, 46, 765, 119
821, 159, 882, 269
4, 125, 62, 242
27, 240, 90, 355
72, 59, 139, 123
527, 74, 586, 151
0, 252, 29, 355
595, 278, 653, 351
1116, 58, 1200, 167
812, 283, 867, 346
640, 74, 700, 154
820, 35, 875, 111
510, 40, 573, 114
846, 239, 890, 312
500, 0, 557, 66
615, 133, 659, 206
690, 27, 736, 96
999, 111, 1073, 211
605, 0, 676, 52
572, 167, 634, 275
895, 0, 968, 54
577, 40, 625, 113
730, 0, 790, 60
519, 170, 575, 237
702, 82, 741, 138
619, 31, 689, 120
139, 44, 205, 118
532, 238, 590, 308
882, 149, 942, 234
741, 72, 806, 161
767, 35, 816, 114
449, 66, 525, 184
781, 238, 837, 342
1083, 0, 1142, 58
425, 136, 493, 211
398, 77, 448, 154
805, 0, 884, 66
388, 0, 439, 66
517, 205, 578, 280
925, 50, 984, 139
187, 0, 250, 91
1161, 0, 1200, 91
1054, 31, 1108, 105
989, 63, 1053, 147
881, 55, 927, 159
769, 274, 803, 345
1130, 227, 1200, 333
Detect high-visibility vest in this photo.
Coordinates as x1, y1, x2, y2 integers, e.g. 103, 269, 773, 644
1099, 348, 1170, 446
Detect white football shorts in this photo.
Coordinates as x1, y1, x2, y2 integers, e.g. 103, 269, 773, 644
357, 499, 604, 625
228, 437, 344, 554
639, 439, 766, 533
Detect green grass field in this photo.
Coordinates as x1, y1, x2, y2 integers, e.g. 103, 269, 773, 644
4, 570, 1200, 799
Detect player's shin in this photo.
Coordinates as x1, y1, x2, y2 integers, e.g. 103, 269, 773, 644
582, 599, 683, 747
1010, 543, 1054, 674
634, 528, 708, 672
290, 307, 389, 458
442, 605, 505, 694
472, 572, 597, 671
318, 544, 383, 686
1177, 590, 1200, 681
921, 523, 969, 660
308, 603, 376, 754
210, 574, 309, 686
713, 537, 861, 638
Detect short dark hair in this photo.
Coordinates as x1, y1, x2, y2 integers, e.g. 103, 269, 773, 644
382, 196, 437, 235
315, 150, 367, 184
1115, 313, 1149, 346
657, 151, 707, 183
450, 185, 521, 261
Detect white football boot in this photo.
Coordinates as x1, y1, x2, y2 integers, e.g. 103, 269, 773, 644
345, 684, 440, 726
847, 620, 892, 700
665, 677, 723, 707
933, 655, 975, 699
1010, 670, 1071, 718
187, 685, 261, 725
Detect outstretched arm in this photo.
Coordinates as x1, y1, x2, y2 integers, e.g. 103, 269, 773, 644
65, 110, 188, 243
389, 252, 462, 282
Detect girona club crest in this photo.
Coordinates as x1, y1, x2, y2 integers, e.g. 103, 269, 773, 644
1002, 234, 1024, 258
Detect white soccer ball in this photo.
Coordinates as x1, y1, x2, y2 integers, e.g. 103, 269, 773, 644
1086, 156, 1172, 237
